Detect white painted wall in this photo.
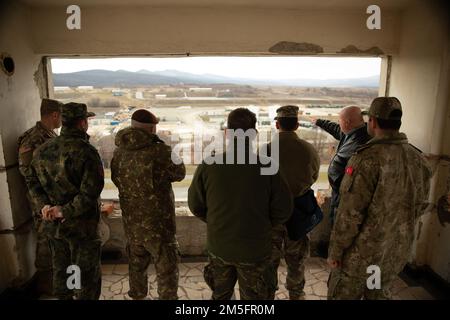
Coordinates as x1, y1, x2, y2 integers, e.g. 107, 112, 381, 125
0, 1, 41, 291
30, 6, 401, 55
388, 1, 450, 281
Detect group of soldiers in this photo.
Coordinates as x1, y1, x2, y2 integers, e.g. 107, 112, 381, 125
18, 96, 431, 300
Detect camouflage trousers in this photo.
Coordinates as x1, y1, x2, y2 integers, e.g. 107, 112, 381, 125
327, 268, 393, 300
271, 225, 310, 299
33, 217, 53, 294
203, 252, 277, 300
49, 237, 102, 300
127, 237, 180, 300
33, 217, 53, 271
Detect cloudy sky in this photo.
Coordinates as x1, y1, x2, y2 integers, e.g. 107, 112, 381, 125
51, 56, 381, 80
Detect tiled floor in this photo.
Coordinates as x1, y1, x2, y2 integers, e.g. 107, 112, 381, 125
100, 257, 435, 300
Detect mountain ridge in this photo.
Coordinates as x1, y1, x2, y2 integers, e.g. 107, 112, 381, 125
53, 69, 379, 88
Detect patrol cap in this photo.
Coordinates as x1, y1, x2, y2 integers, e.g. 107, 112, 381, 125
40, 98, 63, 116
274, 105, 299, 120
362, 97, 402, 120
62, 102, 96, 122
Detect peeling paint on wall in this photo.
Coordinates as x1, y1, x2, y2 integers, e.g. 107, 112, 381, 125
417, 220, 423, 240
338, 45, 384, 55
437, 165, 450, 226
33, 59, 48, 99
269, 41, 323, 54
425, 154, 450, 226
437, 195, 450, 225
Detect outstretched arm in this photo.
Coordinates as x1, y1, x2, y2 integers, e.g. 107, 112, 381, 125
315, 119, 343, 141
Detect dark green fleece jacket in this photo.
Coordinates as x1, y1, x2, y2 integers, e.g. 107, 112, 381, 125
188, 147, 292, 263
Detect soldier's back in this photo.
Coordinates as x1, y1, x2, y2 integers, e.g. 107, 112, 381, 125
33, 129, 102, 208
111, 127, 178, 241
275, 131, 320, 196
340, 134, 431, 276
111, 127, 175, 200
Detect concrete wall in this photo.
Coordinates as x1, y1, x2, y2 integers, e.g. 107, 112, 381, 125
388, 1, 450, 281
102, 199, 331, 259
29, 5, 401, 56
0, 1, 43, 292
101, 213, 208, 260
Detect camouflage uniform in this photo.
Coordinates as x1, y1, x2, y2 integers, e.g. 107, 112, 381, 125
270, 105, 320, 299
26, 103, 104, 300
271, 225, 310, 299
111, 126, 186, 300
204, 252, 277, 300
18, 121, 57, 286
327, 131, 432, 300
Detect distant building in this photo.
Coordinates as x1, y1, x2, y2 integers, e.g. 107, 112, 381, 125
135, 91, 144, 99
77, 86, 94, 90
189, 87, 212, 92
155, 94, 167, 99
112, 89, 123, 96
54, 86, 71, 91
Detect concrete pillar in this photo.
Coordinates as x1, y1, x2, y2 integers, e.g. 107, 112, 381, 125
388, 0, 450, 282
0, 0, 44, 292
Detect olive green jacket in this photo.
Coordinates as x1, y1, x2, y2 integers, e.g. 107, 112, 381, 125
188, 146, 292, 263
268, 131, 320, 197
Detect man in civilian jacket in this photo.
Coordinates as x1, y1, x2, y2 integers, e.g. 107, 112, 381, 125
314, 106, 371, 222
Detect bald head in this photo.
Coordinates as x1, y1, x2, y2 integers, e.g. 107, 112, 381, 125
338, 106, 365, 134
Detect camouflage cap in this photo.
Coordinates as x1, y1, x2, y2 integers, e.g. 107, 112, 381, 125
274, 105, 299, 119
62, 102, 96, 122
362, 97, 402, 120
40, 98, 63, 115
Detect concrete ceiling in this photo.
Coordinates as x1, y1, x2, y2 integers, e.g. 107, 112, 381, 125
22, 0, 414, 9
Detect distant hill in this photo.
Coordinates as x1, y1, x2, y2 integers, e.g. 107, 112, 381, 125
53, 69, 379, 88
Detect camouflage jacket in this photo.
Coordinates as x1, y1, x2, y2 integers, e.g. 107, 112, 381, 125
27, 127, 104, 240
328, 132, 432, 278
18, 121, 57, 179
111, 127, 186, 243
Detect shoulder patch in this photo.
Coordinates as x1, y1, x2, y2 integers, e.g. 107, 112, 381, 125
345, 166, 354, 176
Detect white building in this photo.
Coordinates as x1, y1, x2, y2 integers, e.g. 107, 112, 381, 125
189, 87, 212, 92
77, 85, 94, 90
54, 86, 70, 91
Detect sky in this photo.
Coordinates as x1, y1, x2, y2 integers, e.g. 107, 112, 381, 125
51, 56, 381, 80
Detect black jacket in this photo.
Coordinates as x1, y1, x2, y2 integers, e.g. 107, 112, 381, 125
316, 120, 371, 210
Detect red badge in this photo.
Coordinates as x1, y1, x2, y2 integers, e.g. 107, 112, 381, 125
345, 166, 354, 176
